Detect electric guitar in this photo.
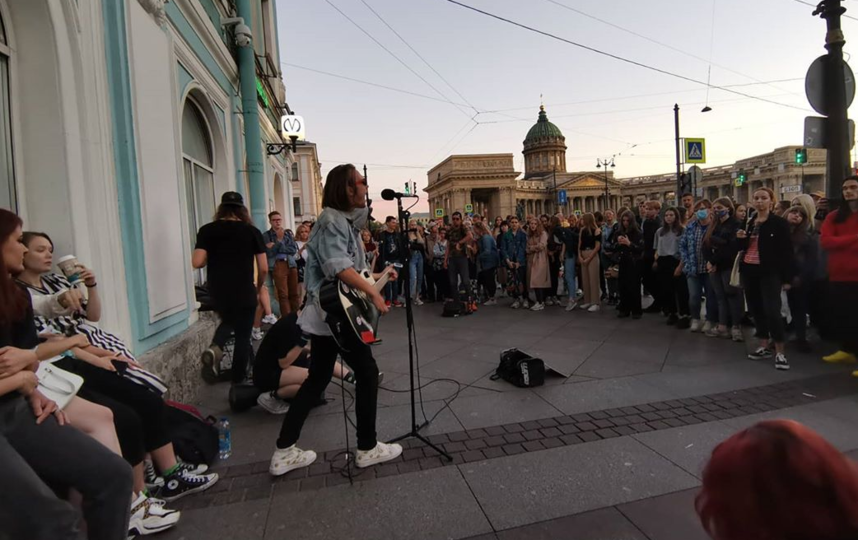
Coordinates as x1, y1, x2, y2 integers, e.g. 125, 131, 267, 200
319, 263, 401, 348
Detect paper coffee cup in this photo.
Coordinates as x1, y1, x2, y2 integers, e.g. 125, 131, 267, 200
57, 255, 83, 285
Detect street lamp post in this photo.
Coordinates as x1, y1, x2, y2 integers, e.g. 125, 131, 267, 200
596, 157, 615, 211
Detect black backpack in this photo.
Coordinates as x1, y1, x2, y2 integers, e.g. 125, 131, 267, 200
442, 299, 466, 317
165, 401, 220, 465
491, 348, 545, 388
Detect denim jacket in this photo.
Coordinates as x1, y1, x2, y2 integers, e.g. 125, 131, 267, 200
263, 229, 298, 269
296, 208, 367, 336
500, 229, 527, 265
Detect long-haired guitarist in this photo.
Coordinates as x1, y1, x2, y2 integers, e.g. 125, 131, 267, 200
269, 164, 402, 476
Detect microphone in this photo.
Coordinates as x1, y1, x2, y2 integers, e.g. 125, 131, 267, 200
381, 188, 418, 200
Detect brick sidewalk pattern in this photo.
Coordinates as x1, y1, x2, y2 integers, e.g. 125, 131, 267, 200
173, 372, 855, 511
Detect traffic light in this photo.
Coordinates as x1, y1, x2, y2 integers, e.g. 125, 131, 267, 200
734, 170, 748, 187
404, 181, 410, 195
795, 147, 808, 164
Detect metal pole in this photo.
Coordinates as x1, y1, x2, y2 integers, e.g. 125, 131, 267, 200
674, 104, 683, 199
818, 0, 851, 196
604, 167, 609, 211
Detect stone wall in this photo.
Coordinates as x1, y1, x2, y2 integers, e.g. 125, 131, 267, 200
138, 312, 217, 403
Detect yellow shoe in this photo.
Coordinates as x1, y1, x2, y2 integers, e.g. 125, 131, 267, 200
823, 350, 858, 364
853, 370, 858, 378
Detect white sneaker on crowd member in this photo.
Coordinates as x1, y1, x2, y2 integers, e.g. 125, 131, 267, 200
511, 300, 521, 309
413, 297, 424, 306
128, 492, 181, 537
731, 326, 744, 342
774, 353, 790, 370
530, 302, 545, 311
701, 321, 713, 334
579, 303, 591, 310
262, 314, 278, 325
355, 442, 403, 468
588, 304, 600, 313
252, 327, 264, 341
690, 319, 702, 332
484, 298, 497, 306
565, 300, 578, 311
257, 391, 290, 415
269, 445, 317, 477
522, 299, 530, 309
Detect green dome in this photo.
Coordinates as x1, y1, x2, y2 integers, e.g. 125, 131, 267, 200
524, 105, 564, 144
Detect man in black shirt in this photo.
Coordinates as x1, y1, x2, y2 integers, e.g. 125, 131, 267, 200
193, 192, 267, 392
641, 200, 663, 313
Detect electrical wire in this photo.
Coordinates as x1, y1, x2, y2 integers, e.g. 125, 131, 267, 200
324, 0, 475, 120
791, 0, 858, 22
444, 0, 812, 112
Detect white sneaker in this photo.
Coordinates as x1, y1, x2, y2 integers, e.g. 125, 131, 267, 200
565, 300, 578, 311
355, 442, 403, 468
484, 298, 497, 306
588, 304, 600, 312
775, 353, 790, 371
522, 300, 530, 309
269, 445, 317, 477
511, 300, 520, 310
257, 391, 290, 415
579, 303, 591, 310
701, 321, 713, 334
252, 328, 264, 341
530, 302, 545, 311
128, 492, 180, 537
690, 319, 702, 332
413, 297, 424, 306
262, 314, 278, 325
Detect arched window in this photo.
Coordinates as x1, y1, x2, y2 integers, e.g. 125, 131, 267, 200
181, 99, 215, 283
0, 13, 14, 211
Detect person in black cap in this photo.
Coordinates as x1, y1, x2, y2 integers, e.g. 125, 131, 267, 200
193, 192, 266, 396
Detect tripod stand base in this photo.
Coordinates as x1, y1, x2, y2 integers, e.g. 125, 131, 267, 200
388, 429, 452, 461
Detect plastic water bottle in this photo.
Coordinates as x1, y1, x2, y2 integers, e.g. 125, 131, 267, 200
217, 417, 231, 460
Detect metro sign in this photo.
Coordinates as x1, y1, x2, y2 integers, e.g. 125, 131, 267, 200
281, 115, 305, 140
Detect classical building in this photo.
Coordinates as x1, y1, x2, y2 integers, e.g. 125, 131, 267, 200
426, 105, 828, 218
292, 141, 323, 227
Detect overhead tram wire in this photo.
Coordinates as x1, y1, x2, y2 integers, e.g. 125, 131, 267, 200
542, 0, 803, 97
791, 0, 858, 21
444, 0, 812, 112
324, 0, 476, 121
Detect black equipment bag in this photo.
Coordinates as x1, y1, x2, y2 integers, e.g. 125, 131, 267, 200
490, 348, 545, 388
164, 401, 219, 465
442, 299, 466, 317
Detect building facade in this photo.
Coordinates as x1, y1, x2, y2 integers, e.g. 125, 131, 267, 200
291, 141, 323, 227
426, 105, 827, 218
1, 0, 305, 398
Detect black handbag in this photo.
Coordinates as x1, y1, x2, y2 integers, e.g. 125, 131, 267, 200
491, 348, 545, 388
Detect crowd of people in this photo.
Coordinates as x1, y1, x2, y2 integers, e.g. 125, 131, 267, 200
353, 177, 858, 373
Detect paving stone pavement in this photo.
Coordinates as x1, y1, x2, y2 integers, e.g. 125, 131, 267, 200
160, 298, 858, 540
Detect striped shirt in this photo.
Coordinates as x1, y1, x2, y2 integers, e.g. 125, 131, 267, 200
19, 273, 135, 359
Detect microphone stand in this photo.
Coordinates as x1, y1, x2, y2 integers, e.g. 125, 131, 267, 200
387, 195, 451, 461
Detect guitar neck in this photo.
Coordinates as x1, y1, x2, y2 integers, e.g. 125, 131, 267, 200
373, 267, 396, 293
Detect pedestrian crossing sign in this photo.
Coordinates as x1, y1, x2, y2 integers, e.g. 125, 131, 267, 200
464, 203, 473, 214
685, 138, 706, 163
435, 208, 444, 218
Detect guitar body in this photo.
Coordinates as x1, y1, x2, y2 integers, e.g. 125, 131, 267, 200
319, 269, 381, 347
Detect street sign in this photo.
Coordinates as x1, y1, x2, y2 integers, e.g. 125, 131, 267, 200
685, 139, 706, 163
574, 209, 582, 216
805, 56, 856, 116
695, 187, 704, 197
558, 190, 567, 204
804, 116, 855, 149
280, 115, 305, 140
781, 184, 802, 194
434, 208, 444, 218
464, 203, 473, 214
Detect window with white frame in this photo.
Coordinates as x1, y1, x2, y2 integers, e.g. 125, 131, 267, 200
181, 99, 215, 285
291, 162, 299, 182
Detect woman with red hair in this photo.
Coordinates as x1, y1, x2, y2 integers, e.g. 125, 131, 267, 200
697, 420, 858, 540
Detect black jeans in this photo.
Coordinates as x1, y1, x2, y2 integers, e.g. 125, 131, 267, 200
743, 267, 786, 343
641, 257, 660, 305
618, 259, 642, 315
548, 256, 561, 297
212, 304, 257, 383
448, 256, 470, 301
787, 284, 809, 341
0, 397, 133, 540
829, 281, 858, 354
278, 333, 380, 451
656, 256, 689, 317
478, 268, 497, 299
430, 267, 449, 300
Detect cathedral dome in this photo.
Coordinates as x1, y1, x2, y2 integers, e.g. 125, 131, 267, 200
524, 105, 564, 145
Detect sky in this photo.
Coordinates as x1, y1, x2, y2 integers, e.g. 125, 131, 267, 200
277, 0, 858, 216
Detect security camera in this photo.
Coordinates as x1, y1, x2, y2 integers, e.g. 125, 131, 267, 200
234, 23, 252, 48
221, 17, 253, 48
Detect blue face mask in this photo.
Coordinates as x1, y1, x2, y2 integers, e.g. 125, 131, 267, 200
714, 209, 728, 218
696, 209, 709, 220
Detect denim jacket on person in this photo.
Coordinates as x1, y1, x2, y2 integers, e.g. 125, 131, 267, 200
477, 233, 500, 270
679, 220, 710, 276
296, 207, 368, 336
500, 229, 527, 266
263, 229, 299, 269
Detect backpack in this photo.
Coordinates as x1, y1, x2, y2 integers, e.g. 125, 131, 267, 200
164, 401, 219, 466
442, 299, 466, 317
490, 348, 545, 388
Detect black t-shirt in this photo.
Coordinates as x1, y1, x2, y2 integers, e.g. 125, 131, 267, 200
580, 228, 599, 251
255, 314, 307, 373
195, 220, 265, 309
0, 286, 38, 403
